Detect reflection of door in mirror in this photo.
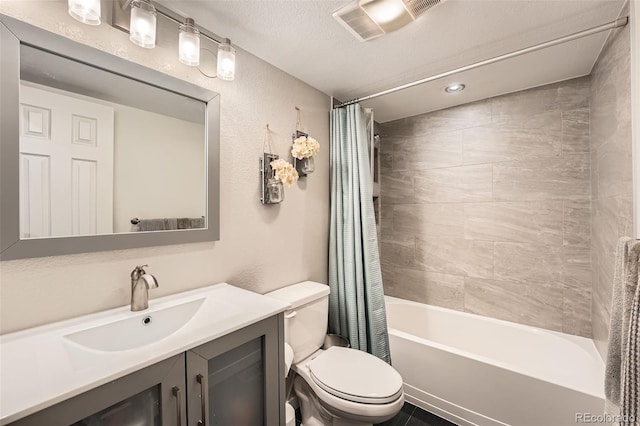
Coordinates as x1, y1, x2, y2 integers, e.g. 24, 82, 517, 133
19, 83, 115, 238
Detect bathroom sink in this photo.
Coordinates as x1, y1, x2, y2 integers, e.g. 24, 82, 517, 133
64, 298, 205, 352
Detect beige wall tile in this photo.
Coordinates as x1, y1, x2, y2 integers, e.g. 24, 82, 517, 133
597, 136, 633, 199
391, 131, 464, 171
410, 101, 492, 135
381, 171, 414, 204
380, 229, 415, 247
464, 278, 564, 331
490, 77, 589, 123
394, 204, 465, 237
379, 118, 421, 139
380, 77, 596, 338
493, 154, 590, 201
555, 77, 591, 112
414, 164, 493, 203
381, 242, 417, 268
382, 265, 464, 310
562, 108, 590, 154
416, 237, 493, 278
380, 203, 394, 235
563, 263, 592, 292
563, 201, 591, 248
462, 111, 562, 164
494, 242, 564, 286
464, 201, 563, 244
380, 153, 393, 170
563, 286, 592, 337
590, 19, 632, 360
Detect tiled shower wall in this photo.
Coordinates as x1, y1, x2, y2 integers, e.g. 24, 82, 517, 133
378, 77, 592, 337
590, 20, 633, 358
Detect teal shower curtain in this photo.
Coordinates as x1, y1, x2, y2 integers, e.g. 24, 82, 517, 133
329, 103, 391, 363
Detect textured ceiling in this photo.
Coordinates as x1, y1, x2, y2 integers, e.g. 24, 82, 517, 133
160, 0, 627, 121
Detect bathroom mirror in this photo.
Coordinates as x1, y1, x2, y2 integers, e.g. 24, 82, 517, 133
0, 15, 220, 260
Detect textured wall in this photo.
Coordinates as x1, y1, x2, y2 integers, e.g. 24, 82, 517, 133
379, 77, 592, 336
590, 20, 633, 359
0, 1, 330, 334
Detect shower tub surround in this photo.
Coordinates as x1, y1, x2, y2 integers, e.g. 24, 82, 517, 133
386, 296, 604, 426
379, 77, 593, 337
589, 13, 633, 360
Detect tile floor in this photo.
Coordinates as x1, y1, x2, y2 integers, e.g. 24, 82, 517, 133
295, 402, 456, 426
375, 402, 457, 426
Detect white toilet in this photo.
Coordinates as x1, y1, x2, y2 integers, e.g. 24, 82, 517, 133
267, 281, 404, 426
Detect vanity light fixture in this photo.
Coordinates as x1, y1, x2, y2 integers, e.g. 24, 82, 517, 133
216, 39, 236, 81
179, 18, 200, 66
68, 0, 101, 25
359, 0, 413, 33
70, 0, 237, 80
445, 83, 465, 93
129, 0, 157, 49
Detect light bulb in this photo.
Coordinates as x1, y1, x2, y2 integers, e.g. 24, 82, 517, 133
130, 0, 157, 49
359, 0, 413, 33
445, 83, 465, 93
68, 0, 101, 25
217, 39, 236, 81
179, 18, 200, 66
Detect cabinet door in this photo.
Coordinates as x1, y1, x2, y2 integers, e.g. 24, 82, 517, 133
186, 315, 284, 426
10, 354, 187, 426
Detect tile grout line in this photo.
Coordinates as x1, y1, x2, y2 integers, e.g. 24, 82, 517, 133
402, 405, 417, 426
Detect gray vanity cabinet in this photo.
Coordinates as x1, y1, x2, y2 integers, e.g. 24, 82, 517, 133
9, 353, 187, 426
7, 314, 284, 426
186, 315, 285, 426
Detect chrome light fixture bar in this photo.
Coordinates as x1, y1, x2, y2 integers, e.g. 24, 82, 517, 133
70, 0, 237, 79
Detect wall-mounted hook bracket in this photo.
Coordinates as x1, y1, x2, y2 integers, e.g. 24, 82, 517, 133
260, 153, 281, 204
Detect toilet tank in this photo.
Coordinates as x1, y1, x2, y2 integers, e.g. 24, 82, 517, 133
266, 281, 330, 364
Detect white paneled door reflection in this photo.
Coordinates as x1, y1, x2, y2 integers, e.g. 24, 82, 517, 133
19, 83, 114, 238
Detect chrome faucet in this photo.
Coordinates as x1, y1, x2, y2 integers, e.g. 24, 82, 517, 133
131, 265, 159, 311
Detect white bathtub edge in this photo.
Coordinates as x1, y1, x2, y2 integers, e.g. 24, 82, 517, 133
404, 383, 510, 426
385, 295, 605, 399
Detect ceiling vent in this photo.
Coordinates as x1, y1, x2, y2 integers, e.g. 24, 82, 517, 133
405, 0, 442, 17
333, 0, 443, 42
332, 2, 385, 42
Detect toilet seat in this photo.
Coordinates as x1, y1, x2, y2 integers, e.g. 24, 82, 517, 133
308, 347, 403, 404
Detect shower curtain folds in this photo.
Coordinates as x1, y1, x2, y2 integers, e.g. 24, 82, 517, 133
329, 103, 390, 363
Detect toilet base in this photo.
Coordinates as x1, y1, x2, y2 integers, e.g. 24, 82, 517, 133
294, 376, 373, 426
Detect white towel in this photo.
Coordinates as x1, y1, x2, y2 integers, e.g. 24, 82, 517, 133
605, 237, 640, 425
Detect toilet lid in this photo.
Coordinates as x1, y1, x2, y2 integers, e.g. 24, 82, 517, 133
308, 347, 403, 404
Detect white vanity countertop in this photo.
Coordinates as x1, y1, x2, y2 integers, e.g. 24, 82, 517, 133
0, 283, 290, 424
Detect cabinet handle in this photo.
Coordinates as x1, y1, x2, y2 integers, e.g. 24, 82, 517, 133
172, 386, 182, 426
197, 374, 206, 426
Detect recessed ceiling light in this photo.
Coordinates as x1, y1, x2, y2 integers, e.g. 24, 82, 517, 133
445, 83, 465, 93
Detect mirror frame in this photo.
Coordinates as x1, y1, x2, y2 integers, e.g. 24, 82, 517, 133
0, 15, 221, 260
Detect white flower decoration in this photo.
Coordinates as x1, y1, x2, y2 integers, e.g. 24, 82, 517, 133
270, 158, 299, 187
291, 136, 320, 160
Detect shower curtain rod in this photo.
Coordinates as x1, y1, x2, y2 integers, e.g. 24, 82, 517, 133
334, 16, 629, 108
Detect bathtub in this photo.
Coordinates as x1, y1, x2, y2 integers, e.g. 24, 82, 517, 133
386, 296, 605, 426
